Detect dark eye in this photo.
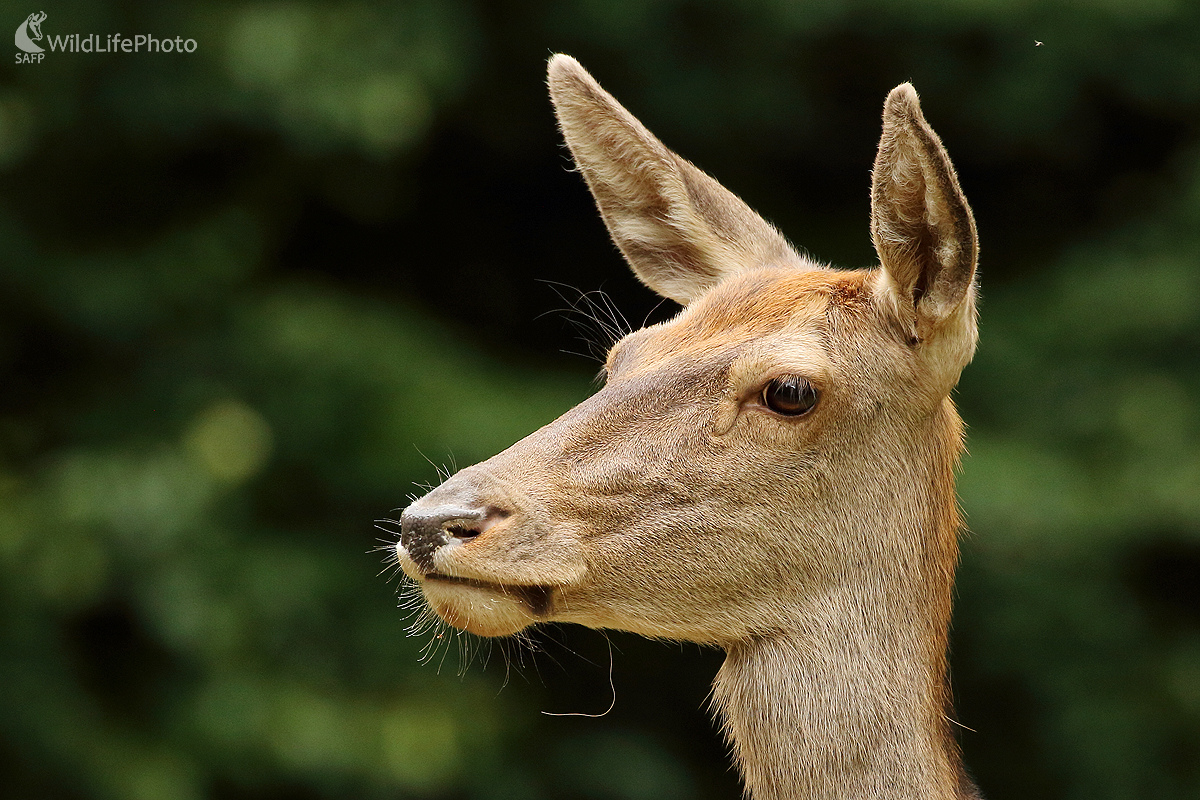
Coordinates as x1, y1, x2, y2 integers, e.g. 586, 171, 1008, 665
762, 376, 818, 416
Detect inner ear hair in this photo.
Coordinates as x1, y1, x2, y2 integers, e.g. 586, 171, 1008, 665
870, 83, 977, 341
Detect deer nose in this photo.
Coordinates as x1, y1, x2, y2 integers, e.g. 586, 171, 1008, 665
399, 505, 488, 573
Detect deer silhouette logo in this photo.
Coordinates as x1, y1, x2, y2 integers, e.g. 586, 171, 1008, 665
15, 11, 46, 54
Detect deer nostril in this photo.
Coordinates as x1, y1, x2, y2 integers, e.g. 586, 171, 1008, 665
398, 504, 506, 572
445, 523, 481, 540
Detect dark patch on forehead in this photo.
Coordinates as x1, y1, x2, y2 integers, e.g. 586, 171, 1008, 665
826, 270, 872, 307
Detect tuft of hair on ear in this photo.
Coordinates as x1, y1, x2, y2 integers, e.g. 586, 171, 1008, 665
870, 82, 978, 344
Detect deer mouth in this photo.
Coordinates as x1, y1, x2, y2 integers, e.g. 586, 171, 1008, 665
425, 572, 555, 617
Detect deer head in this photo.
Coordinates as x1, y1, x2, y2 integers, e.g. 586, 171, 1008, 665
393, 54, 979, 799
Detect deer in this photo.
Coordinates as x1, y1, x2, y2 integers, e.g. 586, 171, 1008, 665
393, 54, 982, 800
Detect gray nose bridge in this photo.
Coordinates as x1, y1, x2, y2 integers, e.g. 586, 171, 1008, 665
399, 505, 484, 572
530, 375, 710, 490
540, 378, 665, 453
397, 375, 684, 573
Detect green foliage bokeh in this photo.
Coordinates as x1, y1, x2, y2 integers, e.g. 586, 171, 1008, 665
1, 1, 1199, 799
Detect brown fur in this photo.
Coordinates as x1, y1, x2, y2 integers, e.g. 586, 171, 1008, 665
395, 55, 980, 800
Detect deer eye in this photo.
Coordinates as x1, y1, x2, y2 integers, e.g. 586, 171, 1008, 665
762, 376, 818, 416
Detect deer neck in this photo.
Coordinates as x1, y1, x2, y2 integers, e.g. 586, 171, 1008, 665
713, 618, 964, 800
712, 417, 968, 800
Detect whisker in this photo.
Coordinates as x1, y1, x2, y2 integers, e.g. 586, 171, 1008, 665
538, 280, 635, 366
541, 634, 617, 718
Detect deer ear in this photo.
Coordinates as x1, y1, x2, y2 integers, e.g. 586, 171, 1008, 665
547, 54, 803, 305
870, 84, 978, 375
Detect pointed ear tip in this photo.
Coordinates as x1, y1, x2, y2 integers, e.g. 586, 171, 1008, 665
547, 53, 588, 87
884, 82, 922, 119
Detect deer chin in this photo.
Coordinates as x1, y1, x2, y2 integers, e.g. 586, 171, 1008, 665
419, 573, 555, 637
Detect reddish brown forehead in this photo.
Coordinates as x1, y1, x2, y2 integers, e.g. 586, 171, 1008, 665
690, 267, 866, 327
661, 267, 869, 350
607, 267, 872, 377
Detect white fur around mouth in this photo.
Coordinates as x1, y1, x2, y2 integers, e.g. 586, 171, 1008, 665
424, 572, 555, 617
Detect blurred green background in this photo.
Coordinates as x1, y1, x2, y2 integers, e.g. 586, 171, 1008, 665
2, 1, 1199, 798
